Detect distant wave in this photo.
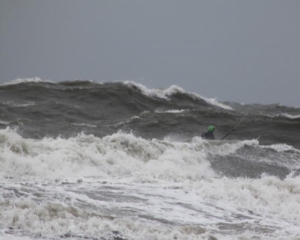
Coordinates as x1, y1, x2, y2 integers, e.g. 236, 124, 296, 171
155, 109, 188, 113
280, 113, 300, 119
1, 77, 50, 86
72, 123, 97, 128
1, 78, 232, 110
2, 101, 36, 108
262, 113, 300, 120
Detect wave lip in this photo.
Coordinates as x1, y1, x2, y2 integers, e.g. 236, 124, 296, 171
123, 81, 233, 110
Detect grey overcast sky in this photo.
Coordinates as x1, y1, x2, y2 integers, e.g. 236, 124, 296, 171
1, 0, 299, 106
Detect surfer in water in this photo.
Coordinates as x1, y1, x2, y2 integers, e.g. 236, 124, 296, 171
202, 126, 215, 140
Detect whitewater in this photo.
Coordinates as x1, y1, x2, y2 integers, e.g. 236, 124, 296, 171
0, 79, 300, 240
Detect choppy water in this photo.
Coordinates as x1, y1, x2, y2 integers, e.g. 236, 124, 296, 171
0, 78, 300, 240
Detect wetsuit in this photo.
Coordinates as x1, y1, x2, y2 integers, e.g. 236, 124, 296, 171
201, 132, 215, 140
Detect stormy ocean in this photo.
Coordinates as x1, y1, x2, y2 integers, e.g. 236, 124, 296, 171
0, 78, 299, 240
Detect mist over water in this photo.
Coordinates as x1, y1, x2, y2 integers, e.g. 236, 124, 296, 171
0, 79, 300, 240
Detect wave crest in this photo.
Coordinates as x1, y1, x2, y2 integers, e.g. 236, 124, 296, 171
123, 81, 232, 110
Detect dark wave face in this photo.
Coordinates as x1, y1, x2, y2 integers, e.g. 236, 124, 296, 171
1, 80, 299, 148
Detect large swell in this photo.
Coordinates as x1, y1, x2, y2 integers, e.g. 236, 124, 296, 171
0, 78, 300, 240
1, 79, 299, 148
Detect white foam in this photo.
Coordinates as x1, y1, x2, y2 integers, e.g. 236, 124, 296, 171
163, 84, 192, 97
0, 128, 264, 182
1, 77, 49, 86
113, 115, 141, 127
191, 137, 259, 156
123, 81, 233, 110
72, 123, 97, 128
155, 109, 188, 113
263, 113, 300, 119
1, 175, 300, 240
183, 175, 300, 227
0, 128, 216, 181
201, 96, 233, 110
0, 195, 217, 240
1, 129, 300, 239
2, 101, 35, 108
164, 85, 233, 110
0, 233, 33, 240
260, 143, 300, 153
280, 113, 300, 119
